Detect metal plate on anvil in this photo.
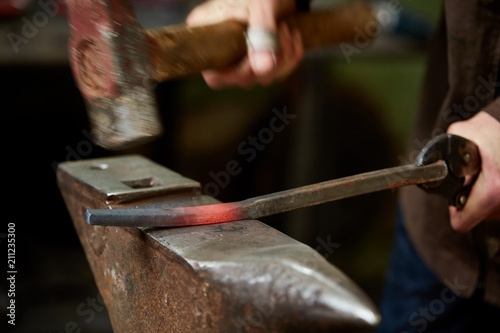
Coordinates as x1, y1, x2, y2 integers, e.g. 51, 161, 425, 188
58, 155, 200, 203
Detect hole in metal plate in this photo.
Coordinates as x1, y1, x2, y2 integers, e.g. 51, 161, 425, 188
122, 177, 164, 189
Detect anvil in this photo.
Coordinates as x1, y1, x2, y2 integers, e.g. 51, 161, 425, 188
58, 154, 381, 332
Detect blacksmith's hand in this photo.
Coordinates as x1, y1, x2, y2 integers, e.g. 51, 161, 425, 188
447, 111, 500, 232
186, 0, 304, 88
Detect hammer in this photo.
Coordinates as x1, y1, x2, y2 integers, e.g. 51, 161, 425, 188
66, 0, 377, 150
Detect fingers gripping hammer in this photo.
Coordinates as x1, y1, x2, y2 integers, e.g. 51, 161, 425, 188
66, 0, 377, 150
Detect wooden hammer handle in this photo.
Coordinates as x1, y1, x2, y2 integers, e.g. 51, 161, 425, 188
146, 2, 376, 82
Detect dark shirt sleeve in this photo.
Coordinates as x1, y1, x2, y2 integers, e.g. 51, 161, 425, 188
295, 0, 310, 12
483, 98, 500, 123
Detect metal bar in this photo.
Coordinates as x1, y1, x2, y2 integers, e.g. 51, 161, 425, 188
86, 160, 448, 227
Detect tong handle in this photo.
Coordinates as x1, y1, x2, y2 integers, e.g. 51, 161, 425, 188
417, 134, 481, 208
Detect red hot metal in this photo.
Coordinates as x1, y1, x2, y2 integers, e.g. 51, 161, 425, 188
86, 161, 448, 228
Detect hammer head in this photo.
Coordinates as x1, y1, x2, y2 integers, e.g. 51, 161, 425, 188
67, 0, 163, 150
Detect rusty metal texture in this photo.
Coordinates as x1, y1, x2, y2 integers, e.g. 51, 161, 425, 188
57, 155, 380, 332
66, 0, 164, 150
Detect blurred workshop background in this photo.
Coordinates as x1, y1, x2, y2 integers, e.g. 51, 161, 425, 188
3, 0, 442, 332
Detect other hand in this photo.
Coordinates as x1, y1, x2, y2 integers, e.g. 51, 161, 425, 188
447, 111, 500, 232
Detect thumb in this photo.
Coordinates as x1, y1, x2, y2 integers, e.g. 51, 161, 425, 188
448, 173, 488, 233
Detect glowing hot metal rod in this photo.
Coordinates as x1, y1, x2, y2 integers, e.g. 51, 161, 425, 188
86, 134, 481, 228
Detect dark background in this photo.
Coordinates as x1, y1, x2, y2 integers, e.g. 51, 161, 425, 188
2, 0, 441, 332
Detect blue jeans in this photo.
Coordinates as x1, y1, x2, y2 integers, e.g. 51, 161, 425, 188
376, 206, 499, 332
